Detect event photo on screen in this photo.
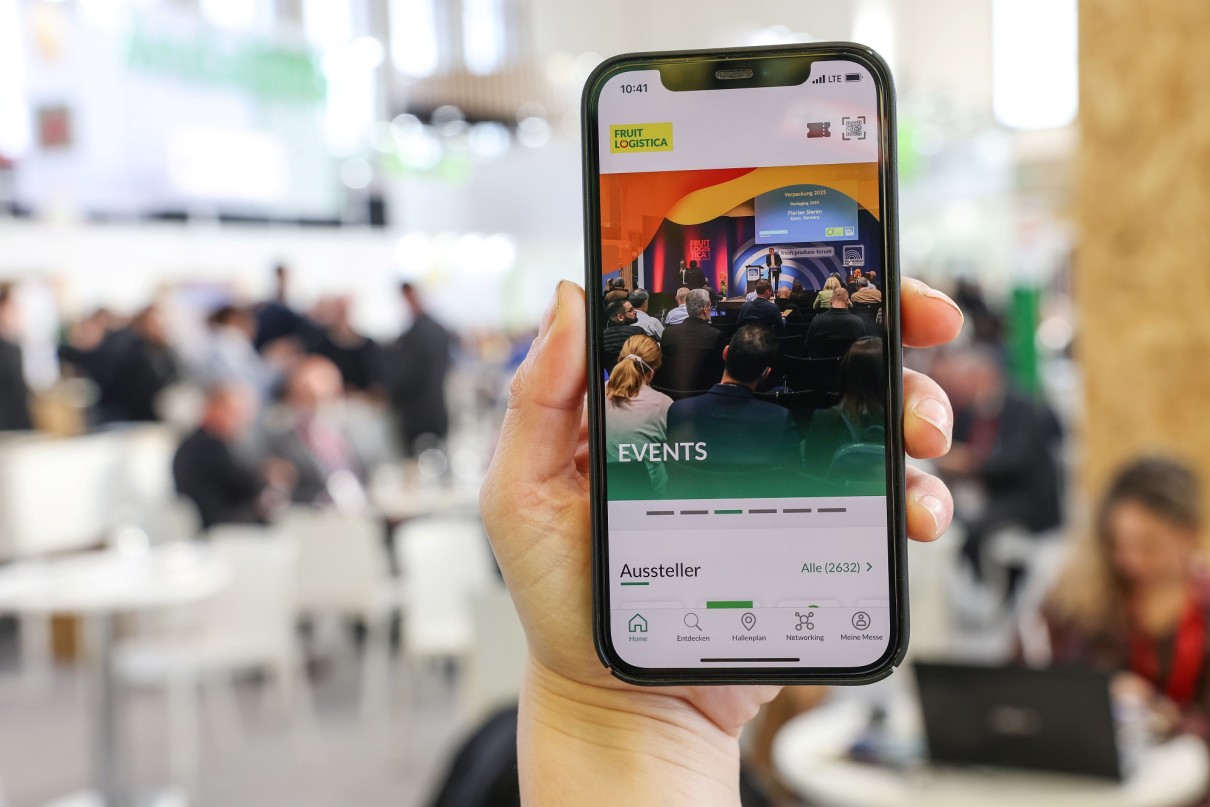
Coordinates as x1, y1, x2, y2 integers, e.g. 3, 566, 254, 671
599, 164, 888, 502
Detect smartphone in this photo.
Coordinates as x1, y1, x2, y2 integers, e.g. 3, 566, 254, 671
583, 43, 906, 685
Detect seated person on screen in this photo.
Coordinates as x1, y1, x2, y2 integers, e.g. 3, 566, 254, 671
603, 277, 629, 303
666, 325, 797, 470
805, 288, 865, 357
604, 335, 673, 494
601, 299, 646, 370
775, 287, 804, 322
866, 270, 880, 289
851, 277, 883, 304
627, 288, 664, 340
803, 337, 885, 470
653, 289, 725, 392
664, 286, 691, 326
173, 385, 294, 529
813, 274, 844, 310
737, 280, 788, 335
1042, 458, 1210, 743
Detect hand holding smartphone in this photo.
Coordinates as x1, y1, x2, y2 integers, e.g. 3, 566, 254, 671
583, 43, 907, 685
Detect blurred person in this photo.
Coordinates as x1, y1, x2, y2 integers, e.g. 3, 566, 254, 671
263, 355, 366, 508
254, 262, 312, 352
605, 335, 673, 494
764, 246, 783, 291
626, 288, 664, 340
663, 286, 691, 325
867, 270, 880, 289
310, 296, 382, 393
805, 288, 864, 356
789, 278, 812, 309
201, 304, 282, 400
601, 299, 645, 370
0, 284, 32, 431
477, 279, 959, 804
803, 337, 885, 469
1044, 458, 1210, 744
851, 277, 883, 304
666, 325, 797, 467
934, 346, 1062, 593
603, 277, 629, 303
683, 259, 708, 291
953, 276, 1004, 345
737, 280, 787, 335
387, 282, 454, 457
652, 289, 724, 391
173, 385, 293, 529
775, 287, 803, 322
813, 274, 843, 310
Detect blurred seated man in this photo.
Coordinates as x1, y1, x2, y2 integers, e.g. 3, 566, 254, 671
804, 288, 865, 357
99, 303, 179, 424
663, 286, 691, 326
173, 385, 293, 530
1042, 458, 1210, 746
666, 325, 797, 470
263, 356, 367, 510
933, 346, 1062, 593
627, 288, 664, 340
850, 277, 882, 304
603, 278, 629, 303
866, 270, 880, 289
653, 289, 724, 392
775, 287, 804, 322
601, 299, 646, 370
737, 280, 787, 335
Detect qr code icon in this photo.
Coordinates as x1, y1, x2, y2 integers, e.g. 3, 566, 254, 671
842, 116, 867, 141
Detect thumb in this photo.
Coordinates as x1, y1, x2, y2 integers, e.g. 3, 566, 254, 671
491, 281, 587, 484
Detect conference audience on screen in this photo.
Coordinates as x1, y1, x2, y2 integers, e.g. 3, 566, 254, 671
601, 299, 647, 370
173, 384, 294, 529
604, 335, 674, 494
851, 277, 883, 304
1042, 457, 1210, 744
737, 280, 788, 335
866, 270, 880, 289
789, 278, 812, 309
627, 288, 665, 340
653, 289, 725, 391
665, 324, 797, 468
803, 337, 885, 473
813, 274, 844, 310
603, 277, 630, 303
775, 287, 804, 322
804, 288, 865, 357
664, 286, 691, 326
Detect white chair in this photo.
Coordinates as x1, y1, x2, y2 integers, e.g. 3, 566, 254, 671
115, 527, 311, 791
276, 506, 400, 721
394, 517, 495, 686
462, 583, 527, 722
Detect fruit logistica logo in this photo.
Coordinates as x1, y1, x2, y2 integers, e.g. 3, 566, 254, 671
610, 123, 673, 153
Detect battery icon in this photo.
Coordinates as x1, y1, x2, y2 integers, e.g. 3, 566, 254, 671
845, 73, 862, 82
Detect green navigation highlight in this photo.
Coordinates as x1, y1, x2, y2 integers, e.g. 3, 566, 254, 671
707, 600, 754, 609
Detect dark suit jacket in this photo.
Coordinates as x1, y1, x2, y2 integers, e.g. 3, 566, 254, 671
173, 428, 266, 530
388, 312, 454, 451
601, 322, 646, 371
764, 253, 783, 268
0, 337, 32, 431
805, 308, 866, 356
737, 297, 786, 334
682, 267, 708, 290
654, 318, 725, 391
666, 384, 798, 468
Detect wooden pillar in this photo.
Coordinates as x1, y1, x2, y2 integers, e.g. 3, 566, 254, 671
1076, 1, 1210, 500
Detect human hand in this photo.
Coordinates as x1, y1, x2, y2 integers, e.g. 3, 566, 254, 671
480, 277, 962, 804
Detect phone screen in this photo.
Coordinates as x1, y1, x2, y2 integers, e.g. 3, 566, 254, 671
587, 50, 902, 678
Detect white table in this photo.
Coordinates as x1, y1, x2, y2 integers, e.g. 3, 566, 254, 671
0, 544, 231, 807
773, 699, 1210, 807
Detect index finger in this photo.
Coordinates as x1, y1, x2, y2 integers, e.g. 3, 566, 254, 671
901, 277, 964, 348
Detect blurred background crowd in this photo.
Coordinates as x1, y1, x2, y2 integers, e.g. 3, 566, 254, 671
0, 0, 1207, 805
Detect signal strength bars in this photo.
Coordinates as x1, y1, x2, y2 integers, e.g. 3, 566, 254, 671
811, 75, 827, 84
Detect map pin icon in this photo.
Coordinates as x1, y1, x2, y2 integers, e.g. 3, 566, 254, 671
741, 612, 756, 631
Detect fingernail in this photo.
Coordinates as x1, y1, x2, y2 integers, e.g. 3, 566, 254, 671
917, 284, 964, 321
916, 494, 948, 536
538, 282, 563, 338
912, 397, 952, 451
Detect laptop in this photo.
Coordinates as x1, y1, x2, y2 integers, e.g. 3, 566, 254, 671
914, 661, 1123, 780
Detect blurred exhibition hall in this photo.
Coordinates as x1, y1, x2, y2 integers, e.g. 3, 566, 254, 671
0, 0, 1208, 805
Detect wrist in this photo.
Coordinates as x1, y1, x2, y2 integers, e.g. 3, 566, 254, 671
519, 657, 742, 806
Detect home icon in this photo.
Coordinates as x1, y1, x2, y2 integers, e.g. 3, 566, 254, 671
628, 614, 648, 633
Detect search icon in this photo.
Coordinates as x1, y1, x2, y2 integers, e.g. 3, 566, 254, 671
684, 612, 702, 631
